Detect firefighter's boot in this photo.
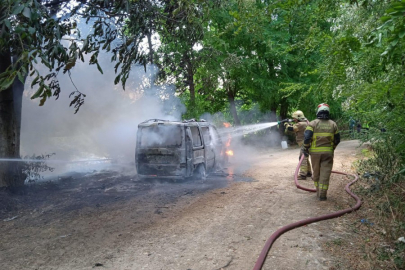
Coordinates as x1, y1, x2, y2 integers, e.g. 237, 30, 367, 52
319, 190, 327, 201
298, 175, 307, 180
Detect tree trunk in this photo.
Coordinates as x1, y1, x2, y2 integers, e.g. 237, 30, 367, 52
184, 53, 198, 119
12, 65, 25, 160
185, 54, 195, 103
279, 100, 289, 141
0, 52, 22, 188
279, 99, 288, 120
147, 31, 154, 64
227, 86, 241, 126
269, 106, 278, 122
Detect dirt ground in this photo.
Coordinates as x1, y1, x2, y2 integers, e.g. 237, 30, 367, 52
1, 140, 377, 270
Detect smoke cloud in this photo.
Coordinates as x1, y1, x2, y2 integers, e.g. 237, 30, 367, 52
19, 19, 283, 178
21, 51, 185, 174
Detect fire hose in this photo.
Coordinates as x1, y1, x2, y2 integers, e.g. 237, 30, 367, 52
252, 154, 362, 270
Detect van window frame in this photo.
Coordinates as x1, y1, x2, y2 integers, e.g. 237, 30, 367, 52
201, 126, 211, 145
189, 126, 203, 149
138, 124, 183, 148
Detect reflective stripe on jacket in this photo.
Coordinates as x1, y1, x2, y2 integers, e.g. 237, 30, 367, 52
305, 119, 339, 154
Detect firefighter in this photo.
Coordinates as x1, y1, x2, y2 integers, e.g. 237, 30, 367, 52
302, 103, 340, 201
284, 110, 312, 180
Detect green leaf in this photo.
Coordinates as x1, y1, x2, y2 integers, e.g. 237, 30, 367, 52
31, 76, 40, 87
380, 16, 391, 23
114, 62, 120, 72
17, 71, 25, 84
96, 62, 103, 74
390, 39, 399, 47
39, 96, 47, 106
114, 74, 121, 85
69, 95, 79, 107
12, 5, 25, 15
22, 7, 31, 19
41, 56, 51, 69
4, 19, 11, 30
0, 77, 15, 91
31, 85, 44, 99
45, 87, 52, 97
28, 27, 35, 34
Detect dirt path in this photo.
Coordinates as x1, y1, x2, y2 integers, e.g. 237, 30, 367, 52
0, 140, 365, 270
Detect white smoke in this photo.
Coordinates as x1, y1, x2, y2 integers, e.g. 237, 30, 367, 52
21, 53, 185, 174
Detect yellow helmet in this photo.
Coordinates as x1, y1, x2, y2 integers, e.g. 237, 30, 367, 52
292, 110, 306, 121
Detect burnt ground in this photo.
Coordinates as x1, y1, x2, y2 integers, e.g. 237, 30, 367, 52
0, 169, 247, 222
0, 140, 395, 270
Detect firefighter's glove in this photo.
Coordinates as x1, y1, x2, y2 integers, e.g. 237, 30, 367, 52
301, 146, 309, 157
284, 122, 292, 127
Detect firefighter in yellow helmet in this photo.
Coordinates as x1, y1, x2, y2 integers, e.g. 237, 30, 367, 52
302, 103, 340, 201
284, 110, 312, 180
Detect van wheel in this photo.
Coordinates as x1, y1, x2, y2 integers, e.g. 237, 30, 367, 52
195, 164, 206, 180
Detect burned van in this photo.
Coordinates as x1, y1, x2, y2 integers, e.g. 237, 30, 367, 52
135, 119, 225, 180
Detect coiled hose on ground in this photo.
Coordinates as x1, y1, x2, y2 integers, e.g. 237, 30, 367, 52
252, 154, 363, 270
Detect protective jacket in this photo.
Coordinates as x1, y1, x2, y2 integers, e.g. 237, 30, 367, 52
303, 119, 340, 154
287, 120, 311, 178
286, 121, 308, 143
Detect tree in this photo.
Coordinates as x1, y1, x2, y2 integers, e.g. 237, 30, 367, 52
0, 0, 77, 187
198, 0, 328, 126
0, 0, 178, 187
316, 0, 404, 153
154, 0, 206, 118
194, 0, 261, 125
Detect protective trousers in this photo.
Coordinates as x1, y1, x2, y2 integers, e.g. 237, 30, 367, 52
298, 141, 312, 177
310, 152, 334, 199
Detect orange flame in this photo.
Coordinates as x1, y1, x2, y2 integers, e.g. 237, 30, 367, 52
226, 150, 234, 156
222, 122, 233, 159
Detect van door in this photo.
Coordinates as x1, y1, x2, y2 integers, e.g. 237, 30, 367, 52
185, 127, 193, 177
189, 126, 204, 166
135, 124, 184, 178
201, 126, 215, 170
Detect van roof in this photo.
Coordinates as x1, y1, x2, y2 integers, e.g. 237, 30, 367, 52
138, 119, 211, 128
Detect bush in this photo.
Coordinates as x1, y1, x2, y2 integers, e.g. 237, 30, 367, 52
356, 135, 405, 268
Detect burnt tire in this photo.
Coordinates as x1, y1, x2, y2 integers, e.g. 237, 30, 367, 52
194, 164, 206, 180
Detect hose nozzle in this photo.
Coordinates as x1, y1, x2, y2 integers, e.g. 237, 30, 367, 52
278, 119, 294, 125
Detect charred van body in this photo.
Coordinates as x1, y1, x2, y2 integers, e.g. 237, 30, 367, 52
135, 119, 225, 180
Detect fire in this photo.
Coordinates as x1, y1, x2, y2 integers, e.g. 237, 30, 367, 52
222, 122, 234, 159
226, 150, 234, 156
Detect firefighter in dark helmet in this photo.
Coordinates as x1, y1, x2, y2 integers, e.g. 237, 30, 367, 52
302, 103, 340, 201
284, 110, 312, 180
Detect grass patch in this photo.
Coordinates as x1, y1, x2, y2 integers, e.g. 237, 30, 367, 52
326, 238, 344, 247
353, 138, 405, 269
